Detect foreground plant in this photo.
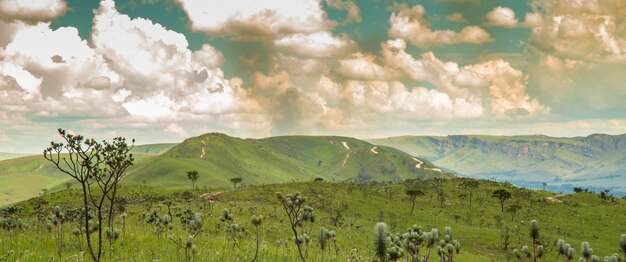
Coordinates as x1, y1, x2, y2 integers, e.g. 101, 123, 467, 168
43, 129, 134, 261
276, 192, 315, 262
250, 215, 263, 262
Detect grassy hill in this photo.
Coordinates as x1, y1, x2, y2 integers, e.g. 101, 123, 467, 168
2, 179, 625, 261
131, 143, 177, 155
0, 133, 450, 206
0, 152, 27, 161
0, 150, 171, 206
369, 133, 626, 194
125, 133, 452, 188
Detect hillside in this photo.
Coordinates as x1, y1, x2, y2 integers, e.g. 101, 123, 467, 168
0, 133, 450, 206
369, 133, 626, 193
0, 152, 26, 161
125, 133, 452, 188
0, 150, 168, 206
3, 179, 625, 261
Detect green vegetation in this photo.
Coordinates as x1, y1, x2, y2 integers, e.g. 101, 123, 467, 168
125, 133, 450, 189
0, 152, 26, 161
0, 133, 449, 206
1, 178, 625, 261
369, 134, 626, 192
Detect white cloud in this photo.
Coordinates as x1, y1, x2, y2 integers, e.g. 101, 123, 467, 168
0, 0, 67, 22
380, 38, 546, 117
174, 0, 334, 40
529, 0, 626, 62
338, 53, 400, 81
388, 4, 492, 48
164, 123, 188, 137
485, 6, 518, 28
273, 32, 355, 58
91, 0, 252, 120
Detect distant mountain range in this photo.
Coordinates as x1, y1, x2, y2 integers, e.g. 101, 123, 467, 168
0, 133, 450, 206
369, 133, 626, 194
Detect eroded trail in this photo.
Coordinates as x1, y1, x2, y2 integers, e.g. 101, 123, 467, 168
370, 146, 378, 154
411, 157, 423, 168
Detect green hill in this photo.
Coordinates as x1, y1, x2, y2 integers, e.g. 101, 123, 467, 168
125, 133, 452, 188
0, 152, 27, 161
369, 133, 626, 193
0, 133, 450, 206
131, 143, 177, 155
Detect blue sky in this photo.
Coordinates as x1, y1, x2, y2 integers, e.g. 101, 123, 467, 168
1, 0, 626, 152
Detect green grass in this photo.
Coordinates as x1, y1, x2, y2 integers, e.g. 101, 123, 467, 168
1, 179, 625, 261
125, 133, 451, 189
0, 153, 168, 207
0, 133, 451, 206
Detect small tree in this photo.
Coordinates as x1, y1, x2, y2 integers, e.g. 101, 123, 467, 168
460, 179, 479, 206
187, 171, 198, 190
44, 129, 134, 262
276, 192, 315, 262
229, 177, 242, 189
507, 204, 522, 222
405, 188, 425, 215
492, 189, 512, 212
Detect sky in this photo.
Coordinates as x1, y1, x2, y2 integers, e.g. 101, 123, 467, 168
1, 0, 626, 153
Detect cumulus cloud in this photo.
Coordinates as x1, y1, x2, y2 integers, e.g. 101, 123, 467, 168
389, 4, 492, 48
529, 0, 626, 62
91, 0, 252, 121
273, 32, 355, 58
0, 0, 67, 22
174, 0, 334, 40
338, 53, 400, 81
380, 38, 546, 116
485, 7, 518, 28
0, 0, 257, 134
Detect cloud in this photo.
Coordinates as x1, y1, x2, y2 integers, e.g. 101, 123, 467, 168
164, 123, 188, 137
0, 0, 67, 22
446, 13, 467, 23
325, 0, 361, 23
380, 38, 546, 117
485, 7, 518, 28
174, 0, 335, 40
91, 0, 252, 121
529, 0, 626, 62
273, 32, 355, 58
338, 53, 400, 81
388, 4, 492, 48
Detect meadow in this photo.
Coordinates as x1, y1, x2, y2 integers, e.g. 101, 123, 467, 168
1, 178, 625, 261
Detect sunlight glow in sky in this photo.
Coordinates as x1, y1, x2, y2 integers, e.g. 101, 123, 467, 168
1, 0, 626, 152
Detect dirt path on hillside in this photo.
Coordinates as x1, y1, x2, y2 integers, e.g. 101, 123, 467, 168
411, 157, 423, 168
370, 147, 378, 154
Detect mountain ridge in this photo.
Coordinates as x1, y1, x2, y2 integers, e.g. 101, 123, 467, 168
368, 133, 626, 193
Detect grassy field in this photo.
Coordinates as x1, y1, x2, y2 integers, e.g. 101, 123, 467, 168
1, 179, 625, 261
